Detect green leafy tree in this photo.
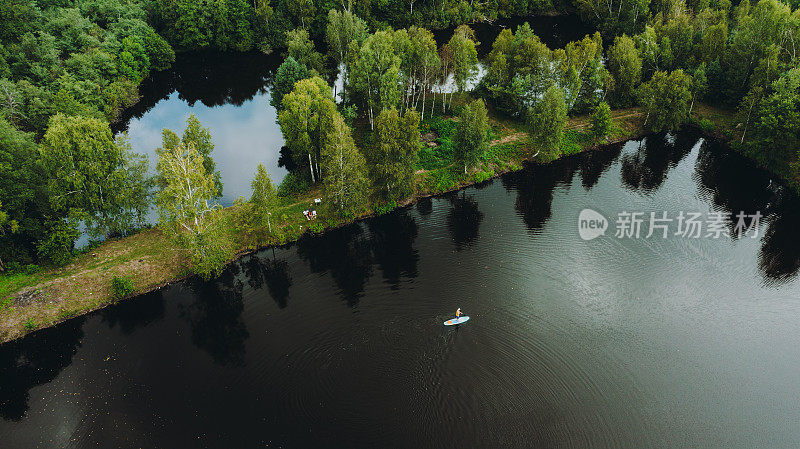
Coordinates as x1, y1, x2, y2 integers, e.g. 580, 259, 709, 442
325, 9, 368, 72
285, 28, 324, 73
590, 102, 614, 143
287, 0, 316, 28
320, 114, 369, 216
638, 69, 693, 132
158, 114, 222, 196
482, 23, 555, 117
405, 26, 441, 120
271, 56, 311, 109
0, 116, 44, 265
689, 64, 708, 114
453, 99, 489, 173
528, 85, 568, 157
0, 200, 18, 271
36, 219, 79, 267
278, 76, 337, 182
250, 163, 278, 233
351, 31, 402, 129
607, 34, 642, 107
748, 67, 800, 174
39, 114, 152, 239
554, 32, 605, 113
366, 108, 420, 201
575, 0, 649, 35
155, 142, 232, 279
448, 25, 479, 95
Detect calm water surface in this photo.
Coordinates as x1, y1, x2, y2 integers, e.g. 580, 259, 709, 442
2, 131, 800, 448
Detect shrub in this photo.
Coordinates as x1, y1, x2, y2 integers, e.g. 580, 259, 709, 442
699, 118, 715, 134
111, 276, 135, 300
24, 318, 36, 330
473, 171, 494, 183
277, 172, 310, 198
374, 200, 397, 215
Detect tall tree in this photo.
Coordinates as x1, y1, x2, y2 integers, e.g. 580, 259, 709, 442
637, 69, 692, 131
404, 26, 440, 120
554, 32, 606, 113
590, 101, 614, 143
271, 56, 311, 109
158, 114, 222, 196
607, 34, 643, 107
155, 142, 231, 279
278, 76, 338, 182
528, 85, 568, 157
453, 99, 489, 173
747, 67, 800, 172
366, 108, 420, 201
325, 9, 368, 73
39, 114, 152, 239
351, 30, 402, 128
0, 116, 45, 265
250, 163, 278, 232
320, 114, 369, 216
0, 200, 18, 271
285, 28, 324, 73
447, 25, 479, 98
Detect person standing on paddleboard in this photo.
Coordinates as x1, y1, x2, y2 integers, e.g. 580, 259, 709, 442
456, 308, 462, 318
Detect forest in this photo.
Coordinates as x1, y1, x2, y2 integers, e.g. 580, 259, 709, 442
0, 0, 799, 281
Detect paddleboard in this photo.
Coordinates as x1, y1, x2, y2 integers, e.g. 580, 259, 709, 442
444, 316, 470, 326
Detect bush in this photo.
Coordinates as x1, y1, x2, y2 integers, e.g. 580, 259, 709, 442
277, 172, 310, 198
374, 200, 397, 215
189, 233, 234, 280
24, 264, 39, 275
308, 221, 325, 233
111, 276, 135, 300
473, 171, 494, 183
699, 118, 715, 134
24, 318, 36, 330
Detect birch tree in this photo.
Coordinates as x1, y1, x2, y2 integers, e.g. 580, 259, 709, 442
448, 25, 479, 104
351, 30, 402, 129
320, 114, 369, 216
278, 76, 337, 182
366, 108, 420, 201
326, 8, 368, 79
250, 163, 277, 233
453, 99, 489, 173
156, 142, 231, 279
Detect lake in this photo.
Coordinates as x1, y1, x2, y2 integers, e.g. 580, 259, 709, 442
3, 130, 800, 448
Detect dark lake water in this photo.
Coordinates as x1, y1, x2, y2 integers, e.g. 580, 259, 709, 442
112, 15, 590, 207
3, 131, 800, 448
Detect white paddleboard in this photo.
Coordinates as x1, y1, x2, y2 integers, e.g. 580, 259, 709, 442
444, 316, 470, 326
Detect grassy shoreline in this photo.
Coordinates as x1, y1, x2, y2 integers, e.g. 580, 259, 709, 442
0, 104, 734, 344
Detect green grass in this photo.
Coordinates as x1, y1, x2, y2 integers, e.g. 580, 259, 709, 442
562, 130, 592, 155
0, 272, 42, 301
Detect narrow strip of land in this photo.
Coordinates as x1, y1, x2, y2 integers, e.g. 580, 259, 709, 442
0, 105, 733, 344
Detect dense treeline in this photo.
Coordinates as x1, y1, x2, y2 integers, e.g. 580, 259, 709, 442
148, 0, 569, 54
0, 0, 171, 268
2, 0, 800, 280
